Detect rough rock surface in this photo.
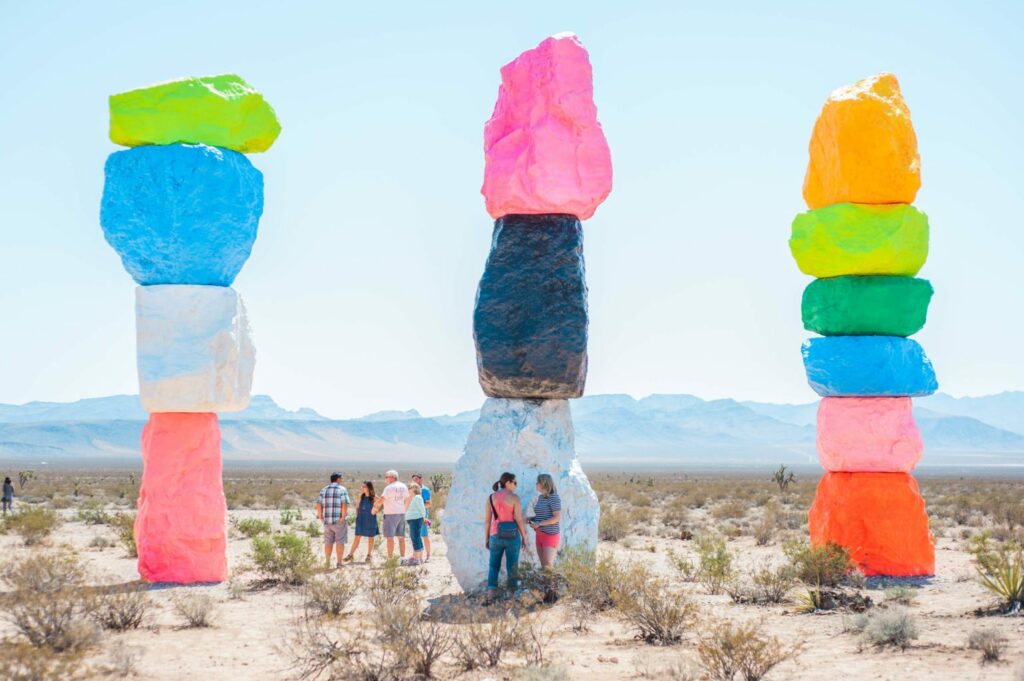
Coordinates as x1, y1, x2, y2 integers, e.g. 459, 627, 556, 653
474, 214, 588, 399
802, 336, 937, 397
482, 33, 612, 220
803, 73, 920, 209
135, 412, 227, 583
442, 398, 599, 592
809, 472, 934, 576
802, 276, 933, 337
136, 285, 254, 413
790, 203, 929, 278
817, 397, 923, 472
110, 74, 280, 153
101, 144, 263, 286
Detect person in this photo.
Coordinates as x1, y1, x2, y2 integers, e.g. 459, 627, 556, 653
410, 473, 432, 562
345, 481, 379, 563
403, 483, 427, 566
379, 469, 409, 560
315, 472, 350, 569
528, 473, 562, 602
484, 472, 528, 602
2, 476, 13, 516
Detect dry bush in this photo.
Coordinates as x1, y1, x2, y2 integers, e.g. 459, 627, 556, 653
849, 607, 918, 650
453, 608, 523, 669
784, 540, 853, 588
882, 585, 916, 606
1, 552, 99, 653
250, 532, 317, 585
304, 571, 358, 616
5, 507, 60, 546
109, 513, 136, 557
752, 562, 796, 604
696, 533, 735, 595
667, 548, 699, 582
697, 620, 798, 681
234, 517, 272, 538
367, 558, 422, 611
555, 547, 620, 631
599, 505, 631, 541
967, 628, 1007, 663
287, 610, 401, 681
611, 564, 698, 645
712, 500, 750, 521
518, 615, 552, 667
93, 585, 151, 631
0, 640, 87, 681
106, 640, 143, 678
662, 496, 690, 528
379, 604, 454, 678
173, 592, 216, 628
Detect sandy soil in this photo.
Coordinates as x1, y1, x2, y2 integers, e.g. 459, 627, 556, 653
2, 507, 1022, 680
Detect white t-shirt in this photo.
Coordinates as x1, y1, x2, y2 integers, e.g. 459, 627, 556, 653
381, 481, 409, 515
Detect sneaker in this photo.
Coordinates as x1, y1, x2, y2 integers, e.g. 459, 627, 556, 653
424, 556, 430, 563
343, 555, 354, 563
365, 555, 373, 563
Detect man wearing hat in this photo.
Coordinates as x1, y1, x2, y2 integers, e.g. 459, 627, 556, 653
316, 472, 350, 569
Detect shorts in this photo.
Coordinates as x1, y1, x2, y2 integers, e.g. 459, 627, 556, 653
535, 531, 560, 549
383, 514, 406, 538
323, 522, 348, 546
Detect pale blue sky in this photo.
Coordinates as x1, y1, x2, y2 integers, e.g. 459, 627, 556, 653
1, 1, 1021, 418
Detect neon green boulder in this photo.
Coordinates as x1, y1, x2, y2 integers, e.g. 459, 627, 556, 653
110, 75, 280, 153
789, 203, 929, 277
802, 276, 933, 337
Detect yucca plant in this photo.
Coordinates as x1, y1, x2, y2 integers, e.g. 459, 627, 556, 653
970, 534, 1023, 612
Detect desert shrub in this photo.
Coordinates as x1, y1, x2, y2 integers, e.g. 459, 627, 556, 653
697, 620, 798, 680
0, 640, 86, 681
93, 586, 150, 631
75, 506, 111, 525
234, 517, 272, 538
883, 585, 916, 606
280, 508, 299, 525
849, 607, 918, 650
304, 571, 358, 616
173, 592, 216, 628
712, 500, 750, 521
667, 548, 699, 582
969, 534, 1023, 611
555, 547, 620, 631
453, 608, 523, 669
967, 627, 1007, 663
599, 505, 630, 541
1, 551, 98, 653
251, 532, 316, 585
288, 609, 402, 681
5, 507, 60, 546
379, 604, 453, 678
88, 535, 111, 550
662, 496, 690, 528
107, 640, 143, 678
696, 533, 735, 594
752, 562, 796, 604
518, 615, 552, 667
367, 558, 423, 611
303, 521, 322, 538
784, 540, 853, 588
752, 517, 774, 546
110, 512, 136, 557
611, 564, 697, 645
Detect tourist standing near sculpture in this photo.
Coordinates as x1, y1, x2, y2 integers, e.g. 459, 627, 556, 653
100, 75, 280, 582
316, 472, 350, 569
380, 470, 409, 560
443, 33, 613, 591
790, 74, 936, 576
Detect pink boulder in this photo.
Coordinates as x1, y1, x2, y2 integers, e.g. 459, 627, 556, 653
482, 33, 612, 220
135, 413, 227, 583
817, 397, 923, 472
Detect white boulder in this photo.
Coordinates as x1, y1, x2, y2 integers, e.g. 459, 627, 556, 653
442, 398, 599, 592
136, 285, 254, 413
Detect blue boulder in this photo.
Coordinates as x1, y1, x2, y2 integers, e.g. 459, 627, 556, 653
802, 336, 938, 397
100, 144, 263, 285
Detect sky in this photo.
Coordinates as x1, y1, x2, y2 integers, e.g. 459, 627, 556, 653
0, 1, 1022, 419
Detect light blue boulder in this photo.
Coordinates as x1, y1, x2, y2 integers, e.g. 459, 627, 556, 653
100, 144, 263, 285
802, 336, 938, 397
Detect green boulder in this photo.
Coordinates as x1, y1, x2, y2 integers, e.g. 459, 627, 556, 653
110, 74, 280, 153
790, 203, 929, 277
802, 276, 933, 337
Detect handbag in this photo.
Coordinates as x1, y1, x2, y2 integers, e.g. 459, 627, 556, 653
490, 494, 519, 540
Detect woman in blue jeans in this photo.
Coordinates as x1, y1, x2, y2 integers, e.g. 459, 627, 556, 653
483, 472, 528, 601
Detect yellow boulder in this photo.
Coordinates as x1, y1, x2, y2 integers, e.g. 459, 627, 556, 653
803, 73, 920, 209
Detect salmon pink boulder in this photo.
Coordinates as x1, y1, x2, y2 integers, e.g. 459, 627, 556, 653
135, 413, 227, 583
817, 397, 923, 472
482, 33, 612, 220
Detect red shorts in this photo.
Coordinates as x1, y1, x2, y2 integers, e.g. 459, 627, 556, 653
535, 531, 561, 549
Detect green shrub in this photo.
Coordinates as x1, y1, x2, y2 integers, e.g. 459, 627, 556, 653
251, 532, 316, 585
555, 546, 621, 631
967, 627, 1007, 663
599, 505, 630, 541
5, 507, 60, 546
969, 534, 1023, 611
696, 533, 734, 595
697, 620, 798, 681
611, 564, 697, 645
110, 512, 137, 557
367, 557, 423, 610
234, 517, 272, 538
784, 540, 853, 588
75, 506, 111, 525
304, 571, 358, 616
279, 509, 299, 526
849, 607, 918, 650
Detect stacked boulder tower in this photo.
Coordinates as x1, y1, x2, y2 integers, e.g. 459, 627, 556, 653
100, 75, 280, 583
443, 33, 613, 591
790, 74, 936, 576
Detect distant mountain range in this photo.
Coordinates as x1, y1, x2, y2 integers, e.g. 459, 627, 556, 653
1, 392, 1022, 467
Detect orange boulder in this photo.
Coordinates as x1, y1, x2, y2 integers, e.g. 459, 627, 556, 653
803, 73, 921, 209
809, 472, 934, 576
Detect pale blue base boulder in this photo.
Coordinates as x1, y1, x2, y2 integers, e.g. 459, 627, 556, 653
100, 144, 263, 285
802, 336, 938, 397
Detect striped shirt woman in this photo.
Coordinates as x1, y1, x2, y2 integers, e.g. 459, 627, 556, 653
529, 474, 562, 567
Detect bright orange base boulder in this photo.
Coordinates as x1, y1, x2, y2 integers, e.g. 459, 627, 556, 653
809, 472, 934, 576
135, 412, 227, 583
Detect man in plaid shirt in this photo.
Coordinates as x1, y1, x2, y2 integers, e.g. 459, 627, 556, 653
316, 472, 350, 568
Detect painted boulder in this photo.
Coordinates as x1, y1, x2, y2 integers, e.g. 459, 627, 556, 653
803, 73, 920, 209
482, 33, 612, 220
802, 336, 937, 397
442, 398, 599, 592
101, 144, 263, 286
809, 472, 934, 576
110, 74, 280, 153
135, 412, 227, 583
802, 276, 933, 337
136, 285, 254, 413
790, 203, 929, 278
816, 397, 923, 472
474, 214, 588, 399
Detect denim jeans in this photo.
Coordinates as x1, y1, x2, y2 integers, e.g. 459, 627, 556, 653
407, 518, 424, 552
487, 535, 521, 591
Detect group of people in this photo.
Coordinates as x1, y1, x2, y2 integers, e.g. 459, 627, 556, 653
315, 469, 433, 568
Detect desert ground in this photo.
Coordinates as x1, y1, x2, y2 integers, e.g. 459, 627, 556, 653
1, 466, 1022, 680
